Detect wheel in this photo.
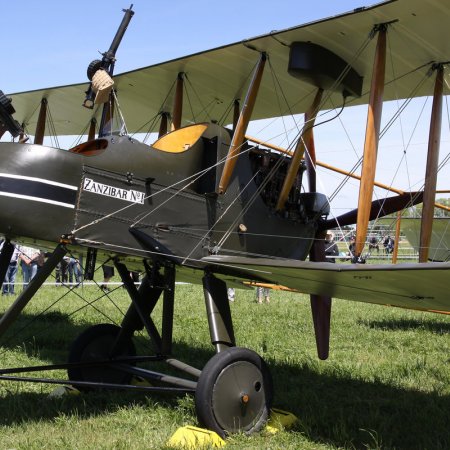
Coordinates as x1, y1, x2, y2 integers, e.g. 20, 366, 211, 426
195, 347, 273, 437
87, 59, 103, 80
67, 323, 135, 389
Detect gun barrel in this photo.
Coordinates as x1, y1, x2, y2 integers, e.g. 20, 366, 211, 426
107, 5, 135, 59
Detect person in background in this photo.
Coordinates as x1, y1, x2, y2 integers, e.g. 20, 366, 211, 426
348, 236, 356, 259
27, 248, 45, 281
324, 231, 339, 263
0, 241, 20, 295
67, 257, 82, 285
383, 235, 394, 254
100, 265, 114, 292
55, 257, 69, 285
256, 286, 270, 304
18, 245, 38, 286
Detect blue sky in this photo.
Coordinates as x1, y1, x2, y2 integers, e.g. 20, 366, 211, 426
3, 1, 367, 92
2, 0, 448, 214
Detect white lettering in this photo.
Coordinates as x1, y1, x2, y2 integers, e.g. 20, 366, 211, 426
83, 178, 145, 204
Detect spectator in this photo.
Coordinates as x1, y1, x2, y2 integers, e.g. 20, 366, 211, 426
67, 257, 82, 285
19, 245, 39, 286
55, 257, 69, 285
325, 231, 339, 263
383, 235, 394, 254
29, 249, 44, 280
256, 286, 270, 304
368, 236, 379, 254
0, 241, 20, 295
348, 236, 356, 259
100, 265, 114, 292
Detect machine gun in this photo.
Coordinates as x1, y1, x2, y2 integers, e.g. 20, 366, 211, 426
0, 90, 23, 139
83, 4, 134, 109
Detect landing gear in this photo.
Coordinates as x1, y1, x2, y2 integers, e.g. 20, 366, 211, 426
67, 323, 136, 387
195, 347, 273, 438
65, 262, 273, 436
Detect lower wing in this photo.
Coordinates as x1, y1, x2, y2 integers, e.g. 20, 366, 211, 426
199, 256, 450, 314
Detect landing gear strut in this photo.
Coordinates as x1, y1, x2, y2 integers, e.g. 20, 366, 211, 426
0, 247, 273, 437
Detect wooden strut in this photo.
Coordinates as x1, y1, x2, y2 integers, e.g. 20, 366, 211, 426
276, 88, 323, 211
232, 99, 240, 131
171, 73, 184, 131
88, 118, 97, 141
303, 90, 332, 361
34, 98, 47, 145
218, 53, 267, 194
392, 210, 402, 263
419, 65, 444, 262
355, 26, 387, 258
304, 93, 322, 192
158, 112, 169, 137
245, 135, 450, 212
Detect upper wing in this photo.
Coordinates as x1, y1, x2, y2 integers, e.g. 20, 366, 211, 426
200, 255, 450, 314
8, 0, 450, 135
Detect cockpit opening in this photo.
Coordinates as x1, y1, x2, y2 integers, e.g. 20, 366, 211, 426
68, 138, 109, 156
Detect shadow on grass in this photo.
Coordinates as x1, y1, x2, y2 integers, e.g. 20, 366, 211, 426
271, 359, 450, 449
358, 317, 450, 334
0, 310, 98, 361
0, 334, 448, 449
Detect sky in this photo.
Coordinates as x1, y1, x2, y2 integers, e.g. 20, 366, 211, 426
1, 0, 449, 217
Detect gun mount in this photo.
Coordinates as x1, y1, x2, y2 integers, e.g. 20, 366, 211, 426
83, 4, 135, 110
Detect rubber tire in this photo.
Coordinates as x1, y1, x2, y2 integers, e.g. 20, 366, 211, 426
67, 323, 135, 389
87, 59, 103, 80
195, 347, 273, 438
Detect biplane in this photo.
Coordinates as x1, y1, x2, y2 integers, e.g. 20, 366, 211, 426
0, 0, 449, 438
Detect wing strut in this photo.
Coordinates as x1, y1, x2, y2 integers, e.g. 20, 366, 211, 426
218, 53, 266, 194
159, 111, 169, 137
99, 95, 115, 137
392, 211, 402, 263
88, 118, 97, 141
355, 25, 387, 258
246, 135, 450, 212
276, 88, 323, 211
171, 73, 184, 131
419, 65, 444, 262
34, 98, 47, 145
306, 108, 331, 359
232, 99, 240, 131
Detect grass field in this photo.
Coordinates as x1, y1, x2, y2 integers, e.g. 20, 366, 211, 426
0, 274, 448, 449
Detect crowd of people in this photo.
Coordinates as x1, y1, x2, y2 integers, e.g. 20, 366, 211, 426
324, 231, 396, 262
0, 240, 83, 296
0, 241, 47, 296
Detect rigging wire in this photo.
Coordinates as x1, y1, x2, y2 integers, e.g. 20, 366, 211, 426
183, 77, 196, 124
130, 77, 177, 141
45, 103, 60, 149
184, 74, 213, 123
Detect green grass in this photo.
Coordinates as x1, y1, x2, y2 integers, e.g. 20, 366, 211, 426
0, 279, 448, 449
